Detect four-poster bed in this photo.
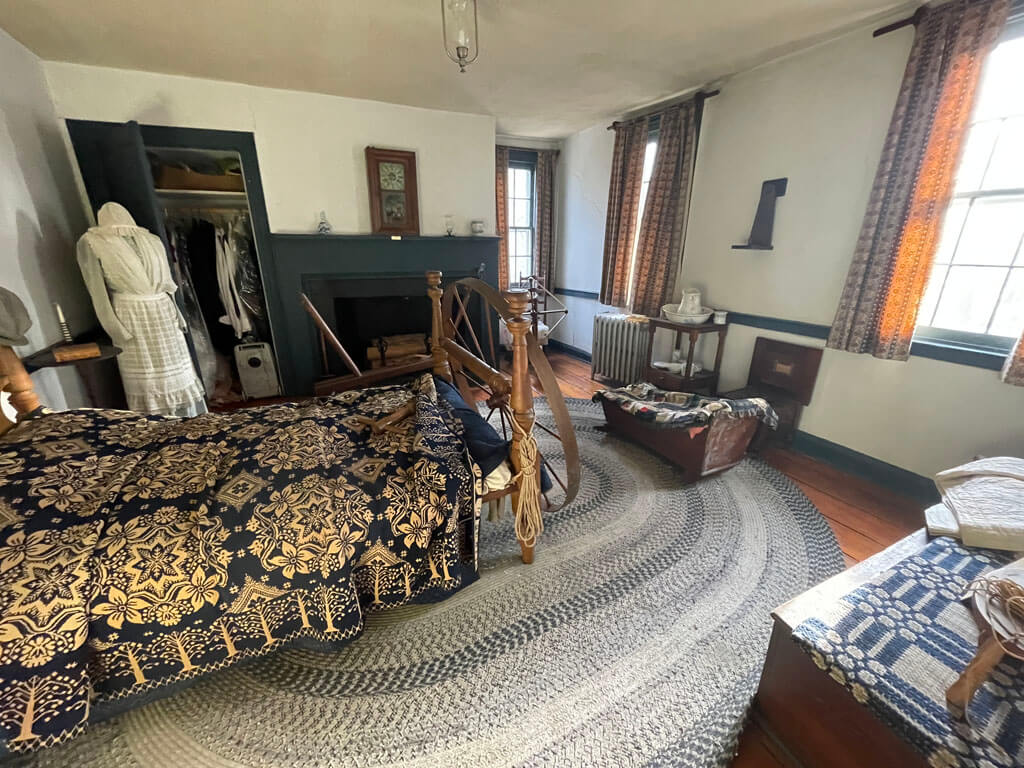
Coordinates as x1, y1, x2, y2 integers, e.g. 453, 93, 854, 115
0, 271, 580, 754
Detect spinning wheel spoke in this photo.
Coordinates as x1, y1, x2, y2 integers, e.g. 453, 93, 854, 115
541, 456, 568, 494
533, 420, 562, 443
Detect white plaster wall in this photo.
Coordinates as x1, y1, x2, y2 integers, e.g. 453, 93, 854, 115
42, 62, 497, 236
0, 29, 92, 415
553, 23, 1024, 477
550, 123, 617, 351
679, 26, 1024, 477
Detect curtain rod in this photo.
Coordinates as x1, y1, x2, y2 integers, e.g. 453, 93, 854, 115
873, 6, 924, 36
606, 89, 720, 131
876, 0, 1024, 37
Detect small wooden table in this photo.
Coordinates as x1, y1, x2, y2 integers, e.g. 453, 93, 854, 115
23, 341, 124, 409
644, 317, 728, 394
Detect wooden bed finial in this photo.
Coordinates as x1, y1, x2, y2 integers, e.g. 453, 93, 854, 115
427, 271, 452, 381
504, 288, 541, 564
0, 345, 41, 436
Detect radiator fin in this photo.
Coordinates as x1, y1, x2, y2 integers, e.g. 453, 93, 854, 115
592, 314, 650, 384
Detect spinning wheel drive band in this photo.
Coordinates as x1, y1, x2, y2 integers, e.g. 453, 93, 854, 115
441, 277, 581, 513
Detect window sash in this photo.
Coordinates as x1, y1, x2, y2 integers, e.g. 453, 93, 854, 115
913, 325, 1015, 354
915, 24, 1024, 344
507, 160, 536, 286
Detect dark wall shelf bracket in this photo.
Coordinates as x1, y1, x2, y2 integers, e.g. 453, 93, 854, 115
732, 177, 787, 251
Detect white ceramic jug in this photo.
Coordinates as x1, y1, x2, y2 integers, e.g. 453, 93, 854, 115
678, 289, 702, 315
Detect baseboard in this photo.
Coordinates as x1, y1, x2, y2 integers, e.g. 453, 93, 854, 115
547, 338, 592, 363
791, 430, 939, 504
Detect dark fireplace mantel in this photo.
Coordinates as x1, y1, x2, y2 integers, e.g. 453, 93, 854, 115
263, 234, 500, 394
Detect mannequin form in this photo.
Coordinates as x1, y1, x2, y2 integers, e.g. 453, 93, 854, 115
77, 202, 206, 417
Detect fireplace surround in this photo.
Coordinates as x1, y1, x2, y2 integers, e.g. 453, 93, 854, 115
263, 234, 500, 394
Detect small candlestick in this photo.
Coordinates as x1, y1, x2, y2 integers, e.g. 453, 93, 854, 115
54, 303, 73, 344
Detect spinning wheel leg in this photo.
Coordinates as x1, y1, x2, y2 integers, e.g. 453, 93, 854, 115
519, 539, 535, 564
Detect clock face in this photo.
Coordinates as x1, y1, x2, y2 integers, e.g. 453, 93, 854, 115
379, 162, 405, 191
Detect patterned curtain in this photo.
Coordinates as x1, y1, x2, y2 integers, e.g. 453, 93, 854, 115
827, 0, 1009, 360
630, 100, 700, 318
495, 145, 510, 291
599, 118, 648, 308
1003, 336, 1024, 386
534, 149, 559, 291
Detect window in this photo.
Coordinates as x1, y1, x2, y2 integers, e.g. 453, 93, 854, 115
626, 128, 660, 307
916, 24, 1024, 353
507, 160, 535, 287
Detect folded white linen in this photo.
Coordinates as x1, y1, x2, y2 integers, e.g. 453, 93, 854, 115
934, 457, 1024, 551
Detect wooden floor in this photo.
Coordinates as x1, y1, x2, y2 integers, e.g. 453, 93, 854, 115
539, 350, 921, 768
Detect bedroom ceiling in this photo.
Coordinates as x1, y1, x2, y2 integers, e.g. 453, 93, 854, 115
0, 0, 913, 138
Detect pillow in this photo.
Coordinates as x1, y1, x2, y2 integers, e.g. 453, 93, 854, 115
433, 376, 552, 493
433, 376, 508, 477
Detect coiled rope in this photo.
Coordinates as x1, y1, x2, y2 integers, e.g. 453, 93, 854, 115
507, 410, 544, 547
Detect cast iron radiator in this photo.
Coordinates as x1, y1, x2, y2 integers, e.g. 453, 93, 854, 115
591, 313, 650, 384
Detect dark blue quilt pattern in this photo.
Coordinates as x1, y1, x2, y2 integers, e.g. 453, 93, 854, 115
0, 375, 479, 754
793, 537, 1023, 767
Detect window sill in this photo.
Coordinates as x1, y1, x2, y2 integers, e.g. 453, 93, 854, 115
909, 339, 1007, 371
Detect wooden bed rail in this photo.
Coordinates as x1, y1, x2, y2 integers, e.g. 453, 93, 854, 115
439, 339, 510, 398
0, 345, 41, 437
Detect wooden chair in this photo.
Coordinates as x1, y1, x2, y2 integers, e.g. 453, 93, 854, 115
721, 337, 823, 446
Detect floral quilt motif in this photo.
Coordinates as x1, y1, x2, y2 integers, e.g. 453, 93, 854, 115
0, 375, 479, 755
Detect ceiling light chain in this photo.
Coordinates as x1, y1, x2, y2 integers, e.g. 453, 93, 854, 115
441, 0, 479, 72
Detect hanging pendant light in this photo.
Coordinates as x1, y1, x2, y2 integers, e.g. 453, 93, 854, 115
441, 0, 479, 73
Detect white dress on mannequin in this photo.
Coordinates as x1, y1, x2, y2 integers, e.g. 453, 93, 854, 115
77, 202, 207, 417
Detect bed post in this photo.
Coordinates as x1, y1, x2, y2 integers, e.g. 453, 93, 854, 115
426, 271, 452, 381
505, 288, 540, 564
0, 346, 41, 436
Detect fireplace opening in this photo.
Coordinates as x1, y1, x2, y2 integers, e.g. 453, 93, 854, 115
334, 294, 432, 370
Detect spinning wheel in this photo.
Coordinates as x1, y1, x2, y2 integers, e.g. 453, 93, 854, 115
437, 277, 581, 529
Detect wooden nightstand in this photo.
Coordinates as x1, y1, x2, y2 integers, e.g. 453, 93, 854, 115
643, 317, 727, 394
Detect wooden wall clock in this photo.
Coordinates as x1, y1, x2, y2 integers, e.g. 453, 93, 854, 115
365, 147, 420, 235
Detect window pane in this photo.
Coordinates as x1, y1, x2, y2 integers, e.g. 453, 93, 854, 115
516, 229, 532, 260
513, 168, 531, 199
641, 141, 658, 183
982, 117, 1024, 191
973, 34, 1024, 123
917, 263, 948, 326
952, 197, 1024, 266
931, 266, 1008, 332
513, 199, 530, 227
989, 268, 1024, 337
508, 231, 517, 257
934, 200, 969, 264
955, 120, 999, 192
511, 228, 526, 257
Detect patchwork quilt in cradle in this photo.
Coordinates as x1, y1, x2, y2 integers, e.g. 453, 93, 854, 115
593, 383, 778, 429
0, 375, 480, 754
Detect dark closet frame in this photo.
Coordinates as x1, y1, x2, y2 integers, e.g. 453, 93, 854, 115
65, 120, 282, 387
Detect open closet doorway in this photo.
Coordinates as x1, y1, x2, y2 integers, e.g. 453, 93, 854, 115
65, 121, 282, 410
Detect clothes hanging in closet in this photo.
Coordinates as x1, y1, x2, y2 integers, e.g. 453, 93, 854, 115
185, 219, 237, 356
167, 227, 217, 394
215, 224, 252, 339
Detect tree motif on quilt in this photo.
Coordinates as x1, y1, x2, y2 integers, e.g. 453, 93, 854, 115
0, 375, 479, 754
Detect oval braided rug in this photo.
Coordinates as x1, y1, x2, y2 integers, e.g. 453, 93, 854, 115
19, 398, 843, 768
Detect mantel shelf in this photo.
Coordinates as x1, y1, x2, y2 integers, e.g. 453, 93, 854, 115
155, 188, 247, 198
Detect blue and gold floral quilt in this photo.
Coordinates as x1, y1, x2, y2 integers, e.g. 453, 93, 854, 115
0, 374, 479, 754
